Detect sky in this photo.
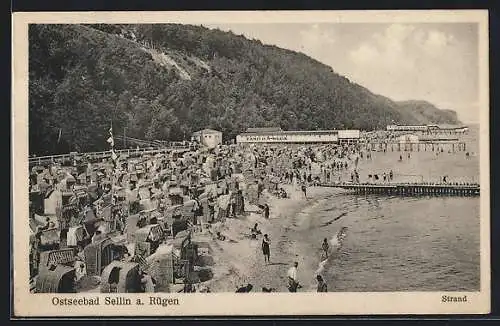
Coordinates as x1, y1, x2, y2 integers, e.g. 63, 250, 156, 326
204, 23, 479, 123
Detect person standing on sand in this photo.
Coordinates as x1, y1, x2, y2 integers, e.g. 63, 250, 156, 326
262, 204, 270, 219
287, 262, 301, 292
262, 234, 271, 264
321, 238, 329, 259
301, 184, 307, 199
316, 275, 328, 292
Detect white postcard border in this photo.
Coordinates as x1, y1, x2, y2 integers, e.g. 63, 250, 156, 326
11, 10, 490, 317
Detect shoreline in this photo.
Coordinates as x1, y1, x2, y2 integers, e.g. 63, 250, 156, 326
200, 184, 339, 293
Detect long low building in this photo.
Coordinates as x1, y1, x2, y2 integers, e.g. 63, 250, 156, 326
386, 124, 468, 133
235, 129, 360, 144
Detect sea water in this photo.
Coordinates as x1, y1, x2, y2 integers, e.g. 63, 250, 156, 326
297, 125, 481, 291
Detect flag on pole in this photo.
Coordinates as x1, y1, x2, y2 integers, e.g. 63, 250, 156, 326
108, 124, 118, 168
107, 126, 115, 148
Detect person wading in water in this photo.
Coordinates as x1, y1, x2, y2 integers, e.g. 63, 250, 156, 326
262, 234, 271, 264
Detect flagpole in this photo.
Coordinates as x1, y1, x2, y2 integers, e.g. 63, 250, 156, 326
108, 122, 117, 232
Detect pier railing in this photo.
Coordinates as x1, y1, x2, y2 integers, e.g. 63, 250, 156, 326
29, 146, 190, 167
363, 141, 467, 152
320, 182, 480, 197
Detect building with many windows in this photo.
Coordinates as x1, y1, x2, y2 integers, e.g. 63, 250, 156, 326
235, 128, 360, 145
387, 124, 468, 134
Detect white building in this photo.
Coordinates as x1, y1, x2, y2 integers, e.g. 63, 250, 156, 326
387, 124, 468, 134
338, 130, 361, 144
191, 129, 223, 149
387, 125, 428, 132
397, 134, 420, 144
235, 129, 360, 144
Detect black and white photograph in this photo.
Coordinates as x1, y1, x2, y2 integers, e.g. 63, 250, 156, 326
12, 10, 490, 316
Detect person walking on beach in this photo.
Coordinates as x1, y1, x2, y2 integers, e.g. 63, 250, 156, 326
316, 275, 328, 292
321, 238, 329, 260
287, 262, 301, 292
301, 184, 307, 199
262, 234, 271, 264
262, 204, 270, 219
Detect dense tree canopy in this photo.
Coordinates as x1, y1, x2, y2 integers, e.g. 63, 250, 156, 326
29, 24, 460, 155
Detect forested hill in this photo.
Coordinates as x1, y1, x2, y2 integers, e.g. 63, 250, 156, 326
29, 23, 461, 155
394, 100, 460, 125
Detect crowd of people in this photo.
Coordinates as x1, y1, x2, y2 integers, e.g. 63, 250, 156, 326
28, 140, 381, 293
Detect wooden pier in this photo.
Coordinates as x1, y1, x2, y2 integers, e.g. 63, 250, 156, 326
320, 182, 480, 197
364, 141, 467, 152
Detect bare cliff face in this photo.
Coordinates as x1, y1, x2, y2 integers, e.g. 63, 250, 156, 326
29, 23, 460, 154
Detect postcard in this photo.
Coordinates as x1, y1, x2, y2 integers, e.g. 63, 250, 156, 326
12, 10, 490, 316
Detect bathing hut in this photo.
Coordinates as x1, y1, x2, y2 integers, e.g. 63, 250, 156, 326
58, 203, 78, 230
231, 190, 245, 216
39, 248, 75, 271
66, 225, 88, 248
245, 183, 259, 205
134, 224, 164, 258
72, 186, 89, 206
38, 227, 60, 250
216, 194, 231, 221
180, 235, 199, 265
83, 237, 117, 276
171, 235, 195, 281
36, 264, 76, 293
44, 188, 62, 216
145, 244, 175, 292
181, 199, 197, 221
161, 204, 186, 237
168, 187, 184, 205
36, 249, 77, 293
30, 189, 45, 215
100, 261, 142, 293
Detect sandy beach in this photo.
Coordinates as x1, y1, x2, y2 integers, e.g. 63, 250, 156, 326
199, 184, 339, 293
197, 136, 481, 293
